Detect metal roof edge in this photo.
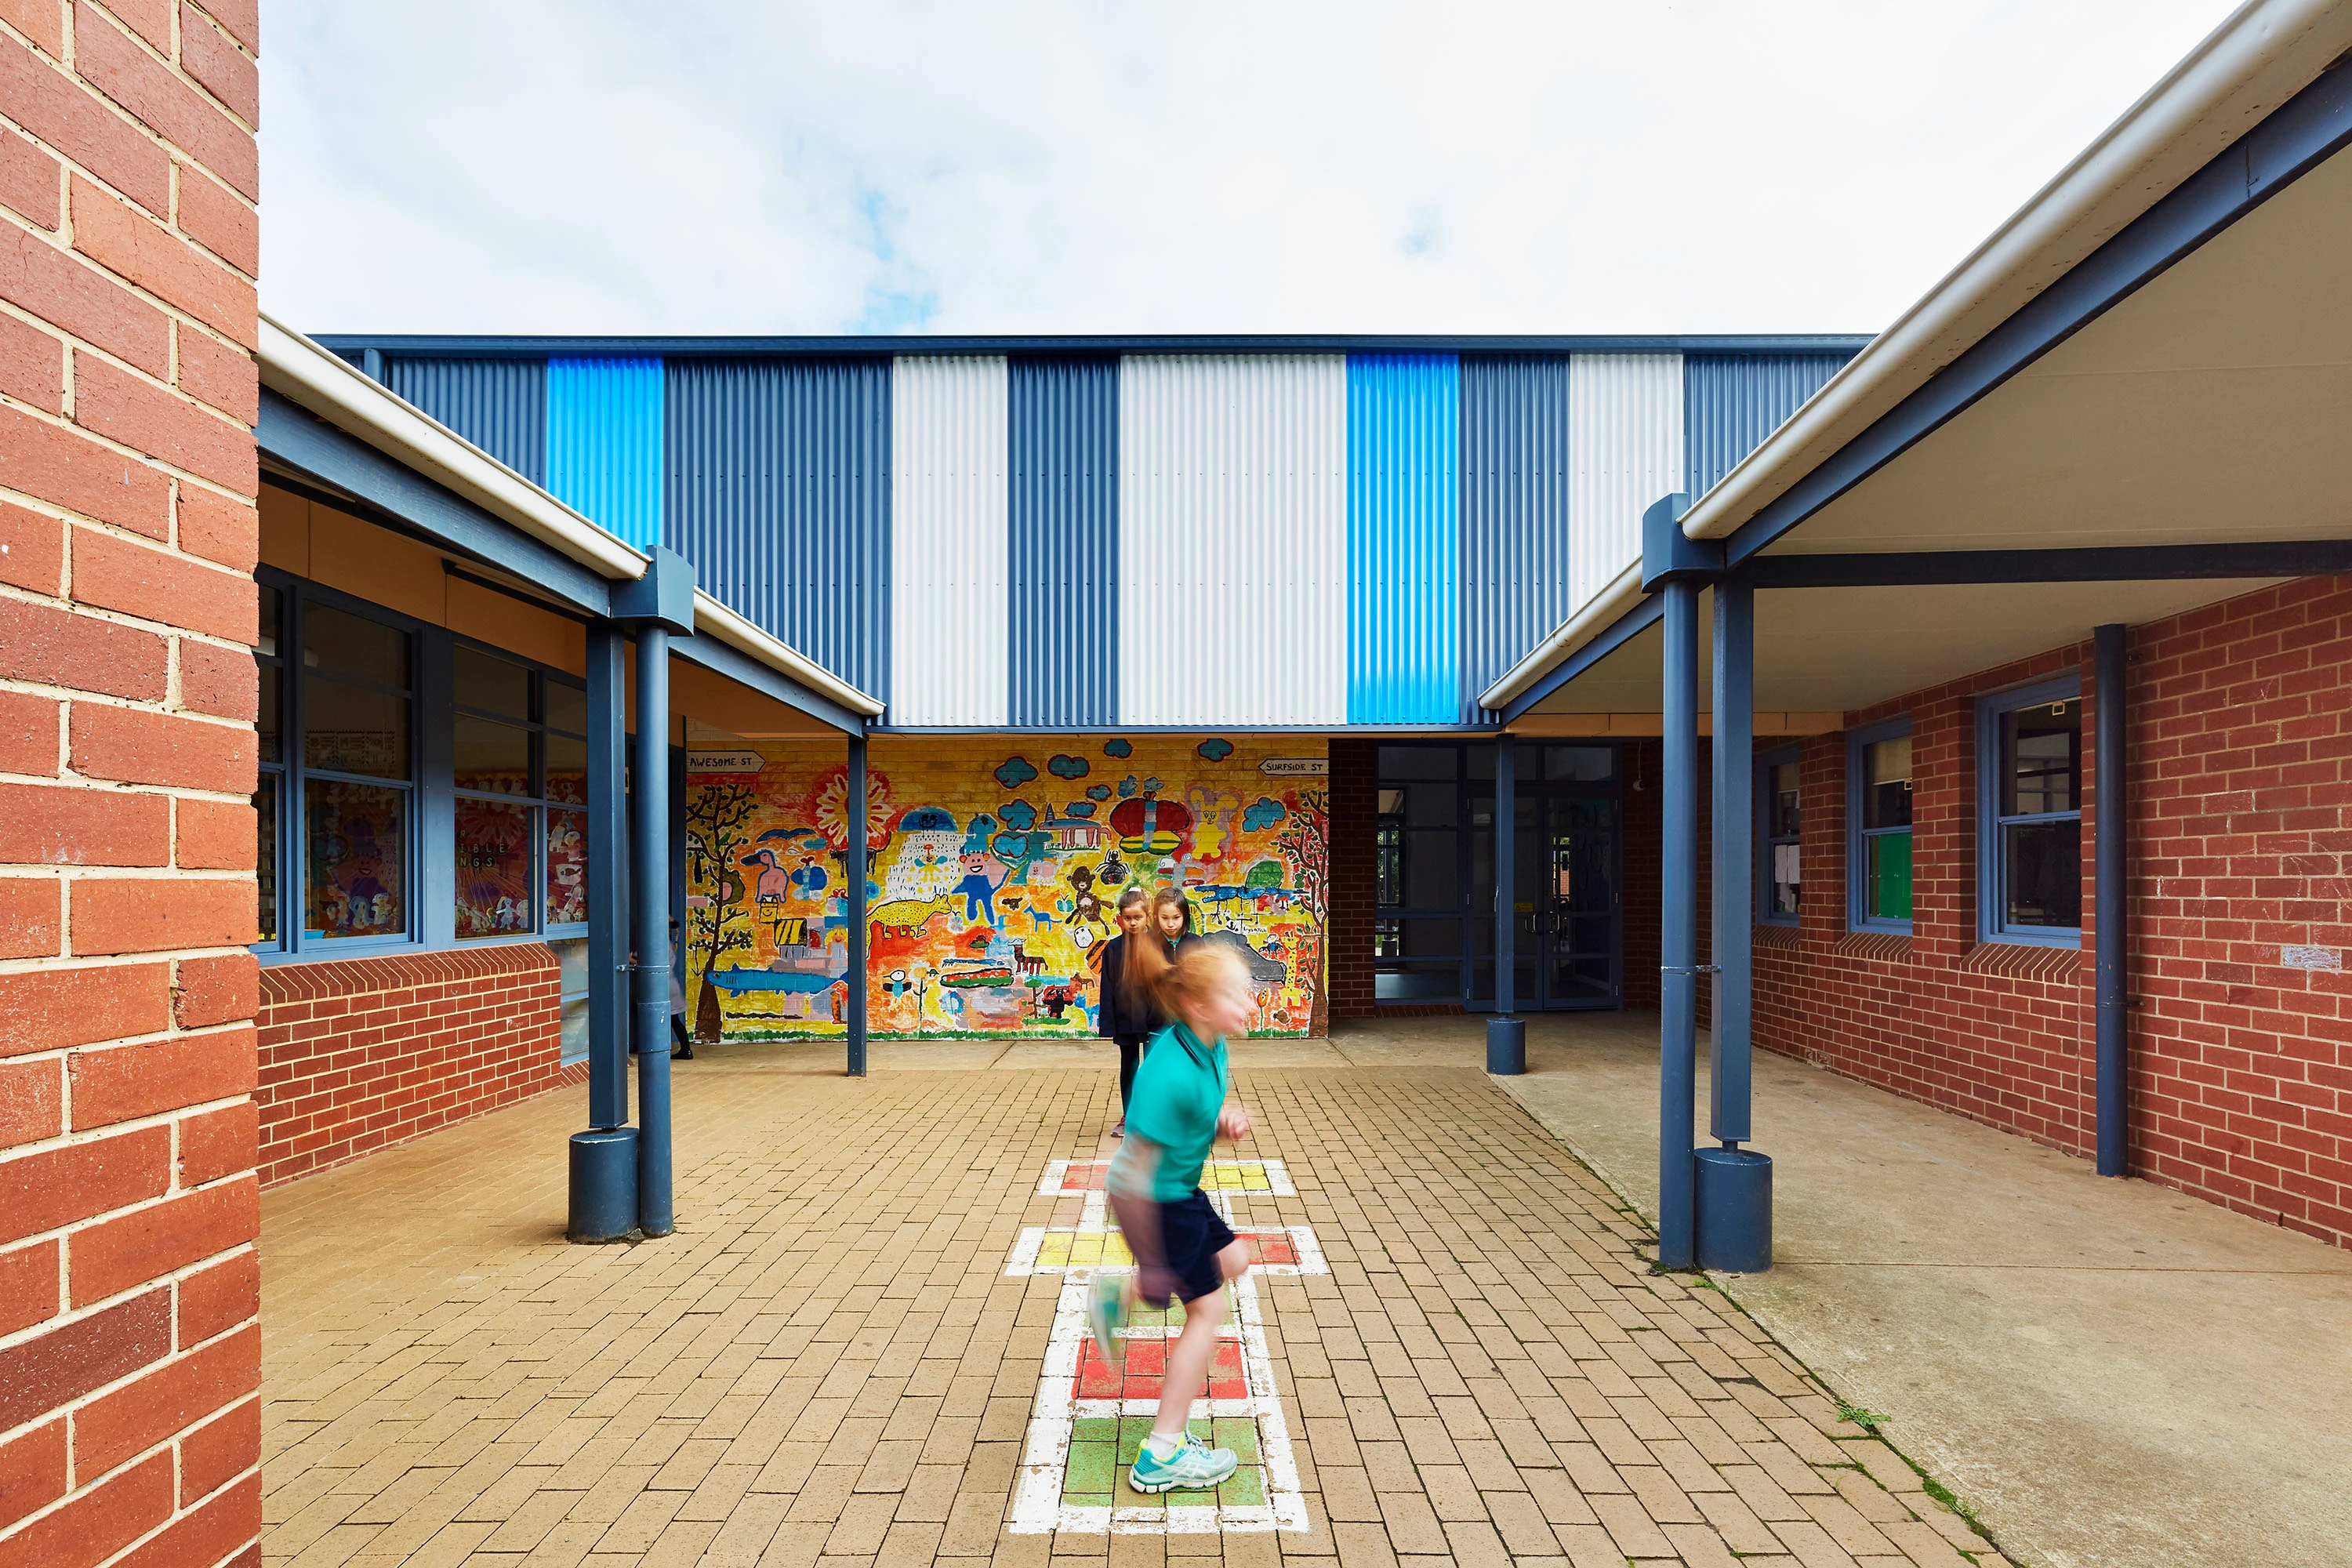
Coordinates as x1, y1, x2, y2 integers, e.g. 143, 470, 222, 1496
307, 332, 1877, 359
1677, 0, 2352, 544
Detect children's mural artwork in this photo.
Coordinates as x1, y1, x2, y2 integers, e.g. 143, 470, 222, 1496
684, 738, 1329, 1041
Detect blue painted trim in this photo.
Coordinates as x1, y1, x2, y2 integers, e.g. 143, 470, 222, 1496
1495, 594, 1667, 725
1347, 354, 1460, 724
1745, 539, 2352, 586
1976, 673, 2085, 949
549, 358, 665, 550
259, 390, 614, 615
864, 723, 1501, 735
2092, 624, 2129, 1176
1846, 714, 1913, 935
1457, 354, 1574, 725
1755, 745, 1801, 929
1721, 61, 2352, 570
319, 332, 1875, 359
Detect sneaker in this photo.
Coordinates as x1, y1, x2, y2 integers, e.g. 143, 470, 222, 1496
1128, 1430, 1237, 1494
1085, 1270, 1127, 1368
1113, 1119, 1126, 1138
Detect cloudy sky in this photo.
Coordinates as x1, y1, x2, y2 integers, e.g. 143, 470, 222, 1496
261, 1, 2238, 339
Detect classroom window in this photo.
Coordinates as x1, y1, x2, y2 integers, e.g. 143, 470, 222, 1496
1757, 750, 1799, 925
452, 644, 590, 939
1374, 746, 1465, 1001
1847, 720, 1911, 931
1980, 679, 2083, 943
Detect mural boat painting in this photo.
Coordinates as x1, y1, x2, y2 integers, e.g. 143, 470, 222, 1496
703, 967, 844, 994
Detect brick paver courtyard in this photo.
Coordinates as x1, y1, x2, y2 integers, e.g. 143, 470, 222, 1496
260, 1050, 2013, 1567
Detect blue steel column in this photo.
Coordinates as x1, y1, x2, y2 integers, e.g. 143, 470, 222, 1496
633, 626, 675, 1237
846, 735, 869, 1076
568, 621, 637, 1243
2095, 623, 2129, 1177
1658, 580, 1700, 1271
1709, 581, 1754, 1143
1486, 738, 1526, 1073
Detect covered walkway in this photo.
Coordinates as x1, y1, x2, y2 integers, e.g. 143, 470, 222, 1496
258, 1041, 1999, 1568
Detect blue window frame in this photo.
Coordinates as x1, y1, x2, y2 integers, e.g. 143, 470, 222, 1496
1978, 676, 2084, 946
1846, 717, 1912, 932
1756, 747, 1800, 927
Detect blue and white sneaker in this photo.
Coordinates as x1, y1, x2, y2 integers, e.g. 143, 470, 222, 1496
1129, 1430, 1238, 1494
1086, 1270, 1127, 1368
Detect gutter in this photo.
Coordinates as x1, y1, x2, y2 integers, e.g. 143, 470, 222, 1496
1679, 0, 2352, 542
1479, 563, 1646, 712
259, 312, 884, 720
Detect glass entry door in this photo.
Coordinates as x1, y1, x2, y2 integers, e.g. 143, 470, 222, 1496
1469, 745, 1623, 1011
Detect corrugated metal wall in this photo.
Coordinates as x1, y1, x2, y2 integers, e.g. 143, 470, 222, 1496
664, 358, 892, 698
1008, 357, 1119, 728
1683, 352, 1852, 499
1457, 356, 1573, 723
383, 358, 546, 485
890, 357, 1008, 727
1566, 354, 1683, 615
1345, 354, 1458, 724
547, 358, 664, 550
1118, 355, 1347, 728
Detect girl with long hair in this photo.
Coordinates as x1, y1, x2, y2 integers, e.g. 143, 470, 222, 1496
1086, 935, 1258, 1495
1095, 887, 1154, 1132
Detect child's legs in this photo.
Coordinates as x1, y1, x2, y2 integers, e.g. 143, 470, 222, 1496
1152, 1285, 1229, 1440
1151, 1246, 1250, 1440
1117, 1035, 1142, 1112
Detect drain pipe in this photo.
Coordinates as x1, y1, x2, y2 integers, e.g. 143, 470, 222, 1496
2094, 624, 2129, 1176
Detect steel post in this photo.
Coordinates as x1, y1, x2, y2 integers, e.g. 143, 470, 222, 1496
1709, 579, 1755, 1145
847, 735, 869, 1077
633, 626, 674, 1237
2095, 622, 2129, 1176
1658, 579, 1700, 1271
1486, 737, 1526, 1074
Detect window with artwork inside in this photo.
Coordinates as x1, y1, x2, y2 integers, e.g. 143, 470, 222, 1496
452, 643, 589, 940
1979, 678, 2082, 945
1757, 749, 1799, 926
1847, 719, 1911, 932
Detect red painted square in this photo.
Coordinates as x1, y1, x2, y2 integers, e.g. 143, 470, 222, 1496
1076, 1336, 1247, 1401
1246, 1234, 1298, 1265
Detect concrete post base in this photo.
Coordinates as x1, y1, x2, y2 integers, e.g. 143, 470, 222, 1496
569, 1127, 639, 1243
1694, 1145, 1773, 1272
1486, 1017, 1527, 1076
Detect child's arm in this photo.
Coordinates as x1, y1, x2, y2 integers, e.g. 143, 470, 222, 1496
1107, 1134, 1174, 1303
1217, 1103, 1252, 1140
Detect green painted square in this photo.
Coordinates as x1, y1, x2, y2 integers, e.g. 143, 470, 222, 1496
1220, 1466, 1268, 1507
1165, 1486, 1219, 1505
1064, 1442, 1116, 1497
1211, 1417, 1261, 1463
1064, 1491, 1112, 1510
1116, 1417, 1155, 1465
1072, 1416, 1119, 1445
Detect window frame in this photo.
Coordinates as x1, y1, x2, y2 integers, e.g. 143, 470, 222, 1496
1846, 717, 1914, 935
1976, 673, 2085, 948
253, 568, 425, 961
448, 633, 590, 946
1372, 742, 1469, 1004
1755, 746, 1801, 928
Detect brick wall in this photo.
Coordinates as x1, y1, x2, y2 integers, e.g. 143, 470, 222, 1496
0, 2, 264, 1563
1326, 739, 1375, 1018
255, 946, 571, 1189
1753, 578, 2352, 1249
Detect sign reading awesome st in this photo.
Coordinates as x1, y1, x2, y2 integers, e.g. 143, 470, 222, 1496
687, 750, 764, 774
1258, 757, 1327, 777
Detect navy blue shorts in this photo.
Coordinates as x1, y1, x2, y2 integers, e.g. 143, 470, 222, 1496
1142, 1190, 1236, 1306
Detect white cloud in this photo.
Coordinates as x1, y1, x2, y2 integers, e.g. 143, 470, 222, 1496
260, 0, 2239, 337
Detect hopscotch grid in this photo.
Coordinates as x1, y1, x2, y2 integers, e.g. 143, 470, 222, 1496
1008, 1155, 1319, 1535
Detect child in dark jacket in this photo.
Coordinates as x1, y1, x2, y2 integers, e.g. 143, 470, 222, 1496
1095, 889, 1155, 1127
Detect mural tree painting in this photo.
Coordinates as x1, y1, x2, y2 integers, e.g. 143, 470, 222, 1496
687, 779, 761, 1041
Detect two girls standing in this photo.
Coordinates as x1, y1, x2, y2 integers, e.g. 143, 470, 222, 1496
1096, 887, 1202, 1136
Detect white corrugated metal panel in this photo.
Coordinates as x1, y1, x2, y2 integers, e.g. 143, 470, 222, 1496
1119, 355, 1347, 726
891, 356, 1009, 725
1567, 354, 1684, 614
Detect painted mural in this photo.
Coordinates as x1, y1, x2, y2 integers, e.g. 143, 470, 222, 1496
683, 737, 1330, 1041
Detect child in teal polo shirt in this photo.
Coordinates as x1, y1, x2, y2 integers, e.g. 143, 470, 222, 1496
1089, 939, 1257, 1494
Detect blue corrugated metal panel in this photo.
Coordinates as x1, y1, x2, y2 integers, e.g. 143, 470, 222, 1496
1346, 355, 1458, 725
1457, 356, 1573, 724
1008, 357, 1117, 727
1682, 352, 1853, 499
547, 358, 663, 549
663, 358, 891, 698
382, 357, 546, 485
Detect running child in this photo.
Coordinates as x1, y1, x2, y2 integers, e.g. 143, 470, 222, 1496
1085, 938, 1257, 1494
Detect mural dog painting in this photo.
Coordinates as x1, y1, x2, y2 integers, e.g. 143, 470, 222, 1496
683, 738, 1328, 1043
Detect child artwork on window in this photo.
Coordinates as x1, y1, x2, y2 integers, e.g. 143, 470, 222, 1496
305, 780, 407, 938
456, 798, 534, 937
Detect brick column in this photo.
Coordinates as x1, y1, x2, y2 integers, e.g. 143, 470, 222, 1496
1326, 740, 1376, 1018
0, 3, 263, 1564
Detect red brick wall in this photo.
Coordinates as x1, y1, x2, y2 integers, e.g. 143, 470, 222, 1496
1755, 578, 2352, 1249
255, 946, 572, 1189
1327, 740, 1376, 1018
0, 3, 263, 1563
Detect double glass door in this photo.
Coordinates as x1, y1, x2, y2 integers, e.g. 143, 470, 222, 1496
1471, 748, 1622, 1011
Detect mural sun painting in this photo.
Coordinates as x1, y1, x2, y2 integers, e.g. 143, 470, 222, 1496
683, 737, 1330, 1042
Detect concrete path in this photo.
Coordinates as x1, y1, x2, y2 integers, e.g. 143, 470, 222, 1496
1318, 1011, 2352, 1568
258, 1043, 2002, 1567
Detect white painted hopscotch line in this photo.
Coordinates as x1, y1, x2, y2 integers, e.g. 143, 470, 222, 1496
1006, 1157, 1323, 1535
